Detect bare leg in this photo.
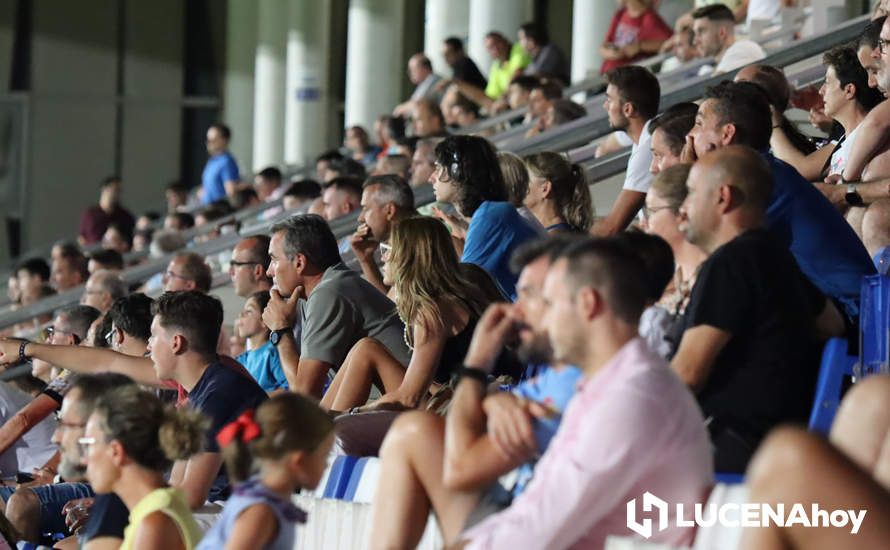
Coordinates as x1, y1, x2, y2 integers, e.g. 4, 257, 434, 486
321, 338, 407, 412
6, 488, 40, 542
370, 412, 483, 550
739, 426, 890, 550
830, 375, 890, 488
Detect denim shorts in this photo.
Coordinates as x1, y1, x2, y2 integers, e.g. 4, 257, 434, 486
0, 482, 94, 535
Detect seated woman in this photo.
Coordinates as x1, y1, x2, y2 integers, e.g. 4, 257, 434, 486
234, 291, 289, 394
81, 386, 204, 550
522, 151, 594, 233
320, 217, 494, 413
430, 135, 539, 299
640, 164, 707, 357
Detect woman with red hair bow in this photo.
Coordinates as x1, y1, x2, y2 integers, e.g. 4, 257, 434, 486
198, 393, 335, 550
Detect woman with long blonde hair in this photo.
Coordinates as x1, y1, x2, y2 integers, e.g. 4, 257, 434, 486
320, 217, 495, 412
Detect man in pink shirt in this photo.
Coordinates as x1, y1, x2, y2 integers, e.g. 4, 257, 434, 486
457, 238, 713, 549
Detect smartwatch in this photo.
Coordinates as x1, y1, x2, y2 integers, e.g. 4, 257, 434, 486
844, 183, 864, 207
269, 327, 292, 347
452, 366, 488, 386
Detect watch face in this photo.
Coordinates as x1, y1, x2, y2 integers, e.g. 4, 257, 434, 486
270, 330, 281, 345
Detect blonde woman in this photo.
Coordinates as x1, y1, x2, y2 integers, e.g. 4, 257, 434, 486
523, 152, 595, 233
320, 217, 494, 413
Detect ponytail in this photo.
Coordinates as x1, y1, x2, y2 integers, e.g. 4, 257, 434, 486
564, 164, 594, 232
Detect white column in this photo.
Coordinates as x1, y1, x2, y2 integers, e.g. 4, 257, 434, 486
571, 0, 613, 83
284, 0, 332, 166
424, 0, 470, 76
467, 0, 532, 73
344, 0, 406, 130
252, 0, 287, 171
223, 0, 257, 173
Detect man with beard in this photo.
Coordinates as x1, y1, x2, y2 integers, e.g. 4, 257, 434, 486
369, 237, 582, 547
592, 66, 661, 236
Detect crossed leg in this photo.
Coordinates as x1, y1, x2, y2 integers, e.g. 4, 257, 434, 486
321, 338, 407, 412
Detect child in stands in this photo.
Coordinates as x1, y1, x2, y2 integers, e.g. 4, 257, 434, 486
197, 393, 335, 550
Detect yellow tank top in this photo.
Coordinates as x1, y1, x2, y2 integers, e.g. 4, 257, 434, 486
120, 488, 202, 550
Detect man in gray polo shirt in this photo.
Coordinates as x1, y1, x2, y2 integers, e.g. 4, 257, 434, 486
262, 214, 410, 397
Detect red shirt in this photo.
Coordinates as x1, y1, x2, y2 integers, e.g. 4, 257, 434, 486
78, 204, 135, 245
600, 8, 672, 74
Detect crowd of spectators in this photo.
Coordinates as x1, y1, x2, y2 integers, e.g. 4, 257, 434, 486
0, 4, 888, 550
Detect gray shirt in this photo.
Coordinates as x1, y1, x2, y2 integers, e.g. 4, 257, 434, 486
300, 263, 410, 368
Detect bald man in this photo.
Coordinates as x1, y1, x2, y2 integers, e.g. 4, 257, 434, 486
393, 53, 443, 117
671, 145, 844, 473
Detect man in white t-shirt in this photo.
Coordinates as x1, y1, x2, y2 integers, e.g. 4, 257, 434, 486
591, 66, 661, 236
693, 4, 766, 76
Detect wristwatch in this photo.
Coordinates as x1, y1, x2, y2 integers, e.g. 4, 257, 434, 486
844, 182, 864, 207
269, 327, 292, 347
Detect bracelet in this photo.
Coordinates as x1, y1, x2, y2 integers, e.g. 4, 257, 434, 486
18, 340, 30, 364
456, 366, 488, 385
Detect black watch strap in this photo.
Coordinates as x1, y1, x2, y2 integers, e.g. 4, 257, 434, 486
270, 327, 292, 346
454, 366, 488, 385
18, 340, 30, 364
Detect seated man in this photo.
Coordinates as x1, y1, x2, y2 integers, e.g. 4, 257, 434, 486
692, 4, 765, 75
740, 375, 890, 549
649, 102, 698, 174
370, 238, 581, 548
350, 175, 416, 295
0, 291, 269, 512
50, 244, 88, 292
454, 238, 712, 548
685, 80, 875, 319
672, 146, 844, 473
80, 270, 127, 314
3, 373, 134, 546
86, 249, 124, 274
263, 214, 410, 397
320, 177, 362, 222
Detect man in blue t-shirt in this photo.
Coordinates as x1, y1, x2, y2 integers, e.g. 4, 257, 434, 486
687, 81, 874, 318
369, 237, 580, 547
202, 123, 241, 204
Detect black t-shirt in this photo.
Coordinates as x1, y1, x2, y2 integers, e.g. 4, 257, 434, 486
80, 492, 128, 542
453, 56, 487, 90
188, 362, 268, 501
679, 229, 825, 440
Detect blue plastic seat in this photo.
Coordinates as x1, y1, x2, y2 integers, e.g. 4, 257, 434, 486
860, 275, 890, 377
343, 456, 373, 501
714, 472, 745, 484
321, 455, 358, 499
808, 338, 857, 435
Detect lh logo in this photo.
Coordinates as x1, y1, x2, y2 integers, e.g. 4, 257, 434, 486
626, 492, 669, 539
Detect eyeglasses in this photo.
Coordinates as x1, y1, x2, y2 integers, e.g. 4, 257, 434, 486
44, 326, 82, 345
54, 411, 86, 431
163, 270, 192, 282
77, 437, 97, 456
228, 260, 260, 270
104, 326, 118, 347
641, 205, 675, 220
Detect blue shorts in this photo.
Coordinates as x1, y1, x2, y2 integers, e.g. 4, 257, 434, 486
0, 482, 94, 535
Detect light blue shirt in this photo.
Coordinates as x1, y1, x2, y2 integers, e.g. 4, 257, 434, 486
236, 341, 289, 392
202, 151, 240, 204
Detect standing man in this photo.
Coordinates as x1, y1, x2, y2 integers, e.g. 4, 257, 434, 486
442, 37, 487, 91
202, 123, 241, 204
78, 176, 135, 246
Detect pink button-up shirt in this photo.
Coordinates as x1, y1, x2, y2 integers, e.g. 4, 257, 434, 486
463, 338, 713, 550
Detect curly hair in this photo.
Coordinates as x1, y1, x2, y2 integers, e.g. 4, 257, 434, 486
434, 136, 508, 218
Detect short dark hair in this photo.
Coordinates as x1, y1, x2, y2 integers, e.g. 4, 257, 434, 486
860, 15, 886, 49
692, 4, 735, 23
615, 231, 675, 303
316, 149, 344, 164
604, 66, 660, 120
363, 175, 415, 211
100, 175, 121, 189
166, 181, 188, 195
57, 304, 102, 341
173, 252, 212, 292
152, 291, 223, 357
323, 176, 363, 202
209, 123, 231, 141
271, 214, 342, 270
434, 135, 508, 217
17, 258, 50, 281
326, 157, 367, 180
444, 36, 464, 52
69, 373, 135, 420
256, 167, 282, 183
415, 98, 446, 126
284, 179, 322, 201
824, 44, 884, 111
510, 75, 540, 92
241, 235, 272, 271
108, 293, 154, 342
248, 290, 272, 312
703, 80, 772, 150
510, 234, 585, 274
559, 238, 649, 325
649, 102, 698, 156
168, 212, 195, 229
549, 99, 587, 126
531, 78, 563, 100
89, 248, 124, 271
519, 22, 549, 45
57, 245, 89, 279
